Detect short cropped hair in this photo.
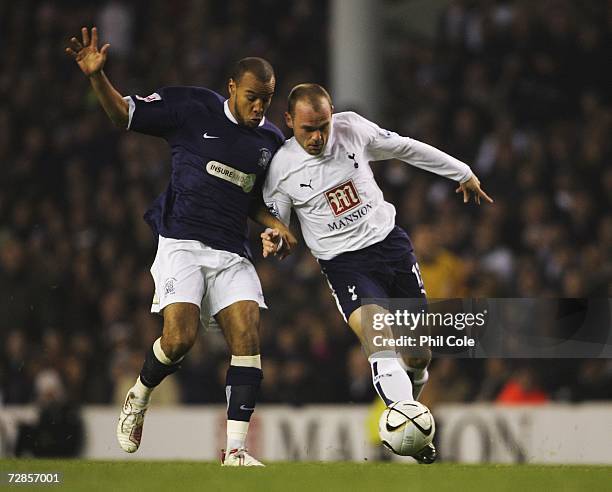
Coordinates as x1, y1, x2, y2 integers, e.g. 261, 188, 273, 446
230, 57, 275, 84
288, 83, 333, 116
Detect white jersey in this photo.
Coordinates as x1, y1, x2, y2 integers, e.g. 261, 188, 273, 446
263, 112, 472, 260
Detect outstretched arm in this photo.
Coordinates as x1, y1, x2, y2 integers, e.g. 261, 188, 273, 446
65, 27, 128, 128
368, 129, 493, 205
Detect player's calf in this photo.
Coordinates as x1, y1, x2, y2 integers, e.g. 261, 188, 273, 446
137, 302, 199, 393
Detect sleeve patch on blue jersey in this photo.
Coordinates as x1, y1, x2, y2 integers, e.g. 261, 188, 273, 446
258, 147, 272, 168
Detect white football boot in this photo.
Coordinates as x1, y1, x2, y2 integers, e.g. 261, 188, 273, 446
221, 448, 265, 467
116, 390, 149, 453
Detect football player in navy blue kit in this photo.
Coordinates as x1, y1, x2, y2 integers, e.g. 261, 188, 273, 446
66, 27, 296, 466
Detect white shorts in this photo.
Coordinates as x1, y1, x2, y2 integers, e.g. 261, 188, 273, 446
150, 235, 267, 330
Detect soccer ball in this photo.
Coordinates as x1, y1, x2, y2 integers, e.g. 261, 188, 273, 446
378, 400, 435, 456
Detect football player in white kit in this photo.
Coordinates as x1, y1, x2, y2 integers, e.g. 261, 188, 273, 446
262, 84, 493, 463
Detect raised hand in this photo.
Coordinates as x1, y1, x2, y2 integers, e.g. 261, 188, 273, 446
65, 27, 110, 77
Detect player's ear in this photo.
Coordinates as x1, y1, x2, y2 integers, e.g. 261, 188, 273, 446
228, 78, 237, 98
284, 111, 294, 129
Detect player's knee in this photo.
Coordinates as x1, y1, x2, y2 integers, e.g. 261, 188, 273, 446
161, 304, 200, 360
402, 346, 432, 369
161, 321, 198, 361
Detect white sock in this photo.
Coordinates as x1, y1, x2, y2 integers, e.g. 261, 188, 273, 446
226, 419, 249, 451
369, 351, 414, 404
132, 376, 153, 401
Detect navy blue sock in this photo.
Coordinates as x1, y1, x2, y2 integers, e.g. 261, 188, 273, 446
225, 366, 263, 421
139, 346, 181, 388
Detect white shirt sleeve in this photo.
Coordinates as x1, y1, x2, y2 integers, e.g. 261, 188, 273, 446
123, 96, 135, 130
262, 170, 293, 227
350, 112, 473, 183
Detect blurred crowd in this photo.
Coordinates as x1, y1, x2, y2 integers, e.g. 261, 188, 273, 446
1, 0, 611, 412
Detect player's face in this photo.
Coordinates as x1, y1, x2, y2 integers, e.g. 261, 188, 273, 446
228, 72, 275, 128
285, 99, 333, 156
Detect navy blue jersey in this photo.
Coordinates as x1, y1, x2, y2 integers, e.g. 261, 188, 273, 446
126, 86, 285, 256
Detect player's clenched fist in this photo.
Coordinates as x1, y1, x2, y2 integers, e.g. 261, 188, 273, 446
65, 27, 110, 77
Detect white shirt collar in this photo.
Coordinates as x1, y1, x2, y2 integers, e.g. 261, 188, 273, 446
224, 99, 266, 127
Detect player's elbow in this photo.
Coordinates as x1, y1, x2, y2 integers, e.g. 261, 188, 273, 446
109, 99, 130, 129
110, 112, 129, 130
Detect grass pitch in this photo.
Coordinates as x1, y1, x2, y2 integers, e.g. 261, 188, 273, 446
1, 460, 611, 492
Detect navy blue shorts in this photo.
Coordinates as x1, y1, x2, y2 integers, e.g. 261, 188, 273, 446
319, 226, 426, 321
